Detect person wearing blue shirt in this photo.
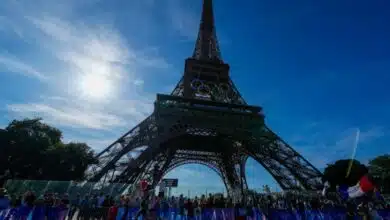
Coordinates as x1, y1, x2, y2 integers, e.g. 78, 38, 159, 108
0, 188, 10, 210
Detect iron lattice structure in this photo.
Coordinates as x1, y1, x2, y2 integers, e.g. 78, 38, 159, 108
87, 0, 323, 197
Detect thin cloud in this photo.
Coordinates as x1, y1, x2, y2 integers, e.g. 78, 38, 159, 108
0, 54, 47, 80
291, 126, 386, 168
7, 94, 154, 130
0, 16, 24, 38
330, 127, 385, 156
7, 103, 124, 130
2, 1, 166, 131
1, 0, 169, 85
26, 16, 168, 84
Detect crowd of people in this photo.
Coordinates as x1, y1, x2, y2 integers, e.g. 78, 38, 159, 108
0, 187, 389, 219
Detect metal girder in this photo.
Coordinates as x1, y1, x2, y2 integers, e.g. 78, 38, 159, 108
87, 95, 323, 198
173, 73, 247, 105
87, 116, 156, 181
251, 126, 323, 190
192, 0, 221, 62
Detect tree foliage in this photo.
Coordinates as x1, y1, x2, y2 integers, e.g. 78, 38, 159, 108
0, 118, 98, 184
369, 154, 390, 193
323, 159, 368, 189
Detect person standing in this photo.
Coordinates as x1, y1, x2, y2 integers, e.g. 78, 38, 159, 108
68, 194, 80, 219
178, 194, 185, 217
0, 188, 10, 210
0, 188, 10, 218
160, 195, 170, 220
107, 203, 118, 220
185, 198, 194, 220
136, 195, 149, 219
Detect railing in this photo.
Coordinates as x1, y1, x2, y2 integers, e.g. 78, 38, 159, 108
0, 206, 389, 220
2, 179, 359, 202
4, 180, 135, 199
4, 180, 237, 199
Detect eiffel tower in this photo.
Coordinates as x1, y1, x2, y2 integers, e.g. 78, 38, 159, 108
88, 0, 323, 197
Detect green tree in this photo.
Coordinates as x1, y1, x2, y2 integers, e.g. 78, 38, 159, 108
41, 142, 97, 181
323, 159, 368, 190
0, 118, 97, 184
368, 154, 390, 193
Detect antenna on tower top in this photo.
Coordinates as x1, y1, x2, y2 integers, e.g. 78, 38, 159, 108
192, 0, 222, 62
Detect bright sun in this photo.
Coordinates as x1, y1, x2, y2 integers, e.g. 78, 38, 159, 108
79, 73, 112, 100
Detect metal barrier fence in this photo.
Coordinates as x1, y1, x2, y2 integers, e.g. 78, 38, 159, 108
4, 180, 133, 199
0, 205, 390, 219
4, 180, 236, 198
3, 180, 324, 199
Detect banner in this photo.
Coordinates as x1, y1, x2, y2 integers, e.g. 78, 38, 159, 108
0, 205, 389, 220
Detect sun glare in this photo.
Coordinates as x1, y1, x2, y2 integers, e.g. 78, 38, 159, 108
78, 73, 112, 100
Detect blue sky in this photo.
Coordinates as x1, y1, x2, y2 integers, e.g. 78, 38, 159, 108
0, 0, 389, 195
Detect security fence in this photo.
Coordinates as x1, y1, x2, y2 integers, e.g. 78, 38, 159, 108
4, 180, 239, 199
4, 180, 132, 199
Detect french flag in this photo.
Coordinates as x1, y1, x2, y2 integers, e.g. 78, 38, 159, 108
339, 175, 375, 199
